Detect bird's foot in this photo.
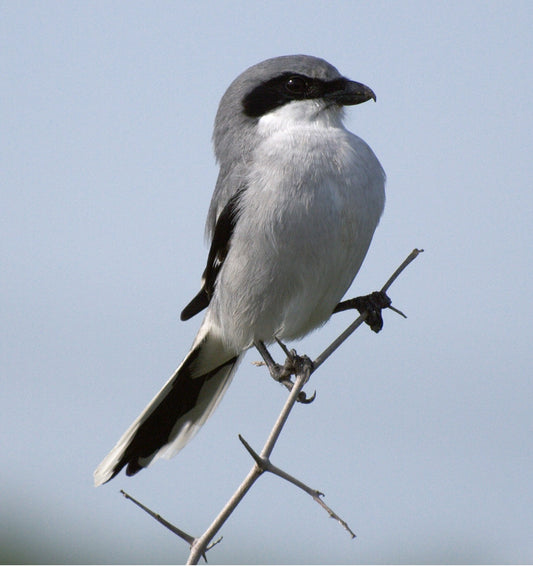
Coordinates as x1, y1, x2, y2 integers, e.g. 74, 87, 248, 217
276, 343, 315, 404
254, 339, 315, 404
334, 290, 397, 333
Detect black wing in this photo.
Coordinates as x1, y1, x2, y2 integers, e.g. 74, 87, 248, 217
180, 189, 244, 321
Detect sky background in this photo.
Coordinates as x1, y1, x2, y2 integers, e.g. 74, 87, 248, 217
2, 1, 532, 564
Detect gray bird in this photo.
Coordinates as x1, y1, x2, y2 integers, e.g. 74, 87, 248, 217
94, 55, 386, 486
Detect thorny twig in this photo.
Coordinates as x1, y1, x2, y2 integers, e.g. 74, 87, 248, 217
120, 249, 423, 564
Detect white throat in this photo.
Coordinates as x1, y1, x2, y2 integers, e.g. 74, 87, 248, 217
257, 100, 345, 137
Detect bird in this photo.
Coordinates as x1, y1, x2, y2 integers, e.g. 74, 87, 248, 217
94, 54, 386, 486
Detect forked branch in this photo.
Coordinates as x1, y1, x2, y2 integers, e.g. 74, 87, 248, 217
120, 248, 423, 564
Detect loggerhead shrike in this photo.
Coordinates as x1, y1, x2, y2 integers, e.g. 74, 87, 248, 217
94, 55, 386, 486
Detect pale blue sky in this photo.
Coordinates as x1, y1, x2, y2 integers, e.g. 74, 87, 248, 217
2, 1, 532, 563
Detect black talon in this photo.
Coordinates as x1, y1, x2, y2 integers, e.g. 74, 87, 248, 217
297, 390, 317, 404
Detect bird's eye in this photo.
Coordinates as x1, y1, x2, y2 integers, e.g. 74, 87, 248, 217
285, 76, 307, 95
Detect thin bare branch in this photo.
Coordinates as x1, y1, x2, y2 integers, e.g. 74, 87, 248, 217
381, 248, 424, 293
388, 304, 407, 318
238, 434, 356, 538
120, 490, 196, 546
313, 314, 366, 371
313, 248, 423, 370
117, 249, 422, 564
260, 356, 312, 458
187, 364, 310, 564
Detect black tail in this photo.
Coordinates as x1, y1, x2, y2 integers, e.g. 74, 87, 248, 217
94, 328, 241, 485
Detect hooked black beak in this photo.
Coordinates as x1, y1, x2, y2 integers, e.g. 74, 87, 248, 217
326, 79, 376, 106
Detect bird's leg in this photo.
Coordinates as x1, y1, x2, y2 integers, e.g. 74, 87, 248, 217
333, 290, 399, 333
254, 340, 316, 404
254, 340, 285, 379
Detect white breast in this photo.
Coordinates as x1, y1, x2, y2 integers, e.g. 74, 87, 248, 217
208, 101, 385, 350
